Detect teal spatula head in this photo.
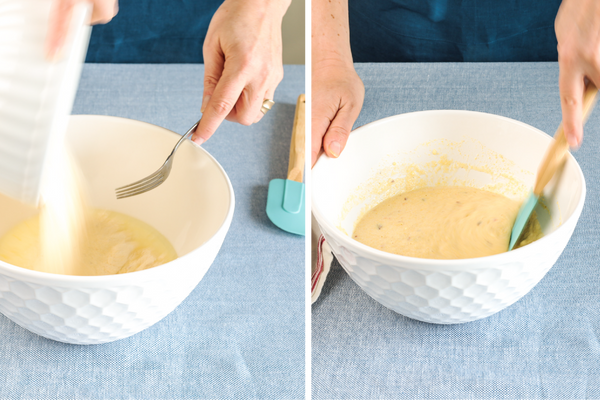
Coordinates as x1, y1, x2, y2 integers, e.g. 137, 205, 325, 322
508, 192, 538, 251
266, 94, 306, 236
266, 178, 305, 236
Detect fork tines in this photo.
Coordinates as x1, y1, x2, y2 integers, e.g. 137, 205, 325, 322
115, 170, 167, 199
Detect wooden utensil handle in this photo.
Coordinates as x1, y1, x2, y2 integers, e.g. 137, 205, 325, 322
288, 94, 305, 183
533, 83, 598, 196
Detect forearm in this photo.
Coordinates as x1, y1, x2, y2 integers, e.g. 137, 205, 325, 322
312, 0, 353, 68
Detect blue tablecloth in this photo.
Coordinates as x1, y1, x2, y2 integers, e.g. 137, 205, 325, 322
0, 65, 305, 400
312, 63, 600, 399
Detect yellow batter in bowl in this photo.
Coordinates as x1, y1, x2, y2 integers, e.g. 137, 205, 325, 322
0, 209, 177, 276
353, 186, 543, 259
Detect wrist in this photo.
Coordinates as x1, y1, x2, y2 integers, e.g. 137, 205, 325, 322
313, 46, 354, 71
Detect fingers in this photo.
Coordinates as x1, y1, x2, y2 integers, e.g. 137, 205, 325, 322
559, 60, 585, 147
311, 100, 361, 167
200, 43, 224, 115
45, 0, 74, 60
90, 0, 118, 25
311, 107, 333, 167
308, 127, 323, 168
226, 64, 283, 125
45, 0, 118, 61
197, 38, 282, 145
193, 0, 285, 144
224, 83, 265, 126
256, 67, 284, 124
254, 88, 276, 124
321, 101, 362, 160
193, 66, 247, 145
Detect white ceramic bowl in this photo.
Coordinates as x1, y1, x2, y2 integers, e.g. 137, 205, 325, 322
0, 115, 235, 344
312, 110, 585, 324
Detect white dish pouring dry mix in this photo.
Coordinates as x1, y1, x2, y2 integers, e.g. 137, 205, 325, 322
0, 3, 234, 344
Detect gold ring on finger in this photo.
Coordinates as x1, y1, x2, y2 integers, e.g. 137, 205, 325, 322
260, 99, 275, 114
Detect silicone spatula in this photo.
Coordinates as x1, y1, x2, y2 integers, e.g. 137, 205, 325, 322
509, 83, 598, 250
266, 94, 306, 235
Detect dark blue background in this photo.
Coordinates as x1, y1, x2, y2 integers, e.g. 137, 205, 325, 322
87, 1, 562, 63
86, 0, 223, 63
348, 0, 562, 62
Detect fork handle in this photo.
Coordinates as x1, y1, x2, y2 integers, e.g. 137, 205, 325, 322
169, 121, 200, 158
288, 94, 305, 183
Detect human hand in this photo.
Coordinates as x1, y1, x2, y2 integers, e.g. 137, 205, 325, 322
311, 60, 364, 167
46, 0, 118, 60
555, 0, 600, 148
192, 0, 290, 145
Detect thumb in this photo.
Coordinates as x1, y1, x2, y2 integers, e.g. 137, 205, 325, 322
559, 65, 585, 148
321, 102, 362, 160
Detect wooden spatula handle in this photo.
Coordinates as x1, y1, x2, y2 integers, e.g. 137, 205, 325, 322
533, 83, 598, 196
287, 94, 305, 183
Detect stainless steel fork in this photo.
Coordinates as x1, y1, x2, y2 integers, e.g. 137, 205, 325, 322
115, 121, 200, 199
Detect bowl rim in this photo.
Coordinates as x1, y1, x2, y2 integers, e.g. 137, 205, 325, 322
0, 114, 236, 284
312, 109, 587, 269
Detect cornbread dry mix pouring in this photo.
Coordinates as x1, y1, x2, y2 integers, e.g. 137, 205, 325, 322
0, 145, 177, 276
0, 3, 176, 276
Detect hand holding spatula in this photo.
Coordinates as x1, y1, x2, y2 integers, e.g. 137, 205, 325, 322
509, 83, 598, 250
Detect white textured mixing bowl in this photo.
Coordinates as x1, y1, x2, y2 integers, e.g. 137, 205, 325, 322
0, 115, 235, 344
312, 110, 585, 324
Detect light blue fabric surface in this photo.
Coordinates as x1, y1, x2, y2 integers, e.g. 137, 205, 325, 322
312, 63, 600, 400
0, 65, 305, 400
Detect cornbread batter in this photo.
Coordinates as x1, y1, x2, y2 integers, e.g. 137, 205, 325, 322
353, 186, 543, 259
0, 209, 177, 276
